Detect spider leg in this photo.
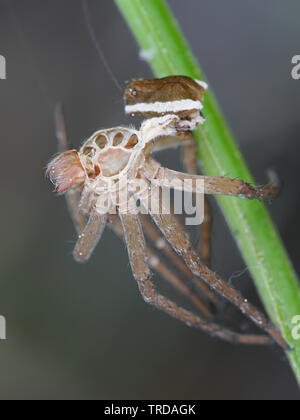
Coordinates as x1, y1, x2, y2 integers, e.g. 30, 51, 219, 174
182, 140, 212, 267
182, 141, 198, 175
147, 127, 212, 266
65, 187, 87, 235
53, 103, 108, 257
146, 132, 193, 154
136, 183, 288, 349
108, 215, 214, 318
119, 213, 273, 345
140, 214, 217, 305
73, 208, 107, 262
147, 248, 214, 318
148, 133, 214, 299
54, 104, 87, 234
142, 157, 278, 199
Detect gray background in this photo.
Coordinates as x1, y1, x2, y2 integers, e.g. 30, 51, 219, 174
0, 0, 300, 400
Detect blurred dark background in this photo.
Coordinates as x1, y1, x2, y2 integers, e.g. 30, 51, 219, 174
0, 0, 299, 400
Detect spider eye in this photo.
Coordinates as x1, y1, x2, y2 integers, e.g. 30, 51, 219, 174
95, 135, 107, 149
113, 132, 124, 146
129, 88, 137, 96
125, 134, 139, 149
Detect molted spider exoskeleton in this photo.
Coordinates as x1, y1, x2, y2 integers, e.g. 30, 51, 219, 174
47, 76, 287, 350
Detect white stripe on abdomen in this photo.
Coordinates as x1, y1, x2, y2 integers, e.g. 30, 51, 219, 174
125, 99, 203, 115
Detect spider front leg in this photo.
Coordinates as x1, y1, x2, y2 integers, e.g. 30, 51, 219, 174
136, 183, 288, 349
73, 208, 107, 262
140, 214, 217, 306
142, 157, 278, 200
109, 215, 214, 318
120, 213, 273, 346
54, 104, 87, 235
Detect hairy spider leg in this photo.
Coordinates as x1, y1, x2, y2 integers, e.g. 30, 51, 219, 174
120, 213, 273, 346
135, 180, 288, 349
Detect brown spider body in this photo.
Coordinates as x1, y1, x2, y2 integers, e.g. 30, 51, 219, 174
47, 76, 288, 350
124, 75, 207, 121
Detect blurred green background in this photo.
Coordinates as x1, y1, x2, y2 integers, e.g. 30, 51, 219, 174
0, 0, 300, 399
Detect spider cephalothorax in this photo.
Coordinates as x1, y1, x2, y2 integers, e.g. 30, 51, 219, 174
48, 113, 191, 216
47, 76, 287, 350
48, 128, 143, 191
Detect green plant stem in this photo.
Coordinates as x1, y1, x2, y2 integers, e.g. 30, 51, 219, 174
115, 0, 300, 383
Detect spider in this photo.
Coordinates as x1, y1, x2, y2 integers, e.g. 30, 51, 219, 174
47, 75, 288, 349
